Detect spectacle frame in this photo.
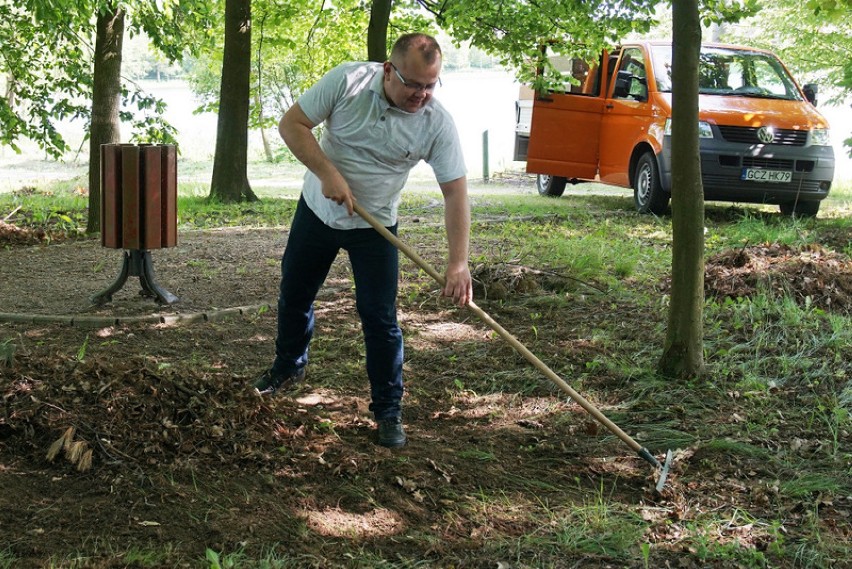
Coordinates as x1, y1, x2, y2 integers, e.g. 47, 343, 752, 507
389, 62, 442, 93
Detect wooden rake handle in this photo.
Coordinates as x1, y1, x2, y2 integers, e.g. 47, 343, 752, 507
352, 202, 651, 458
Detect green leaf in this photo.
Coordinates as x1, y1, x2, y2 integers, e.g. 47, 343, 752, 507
76, 335, 89, 362
205, 548, 221, 569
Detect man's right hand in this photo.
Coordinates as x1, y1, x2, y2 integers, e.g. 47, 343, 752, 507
321, 171, 355, 216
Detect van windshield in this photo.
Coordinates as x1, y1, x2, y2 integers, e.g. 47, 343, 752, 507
650, 45, 803, 101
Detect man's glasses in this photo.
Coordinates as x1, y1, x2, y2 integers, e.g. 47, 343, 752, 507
390, 62, 441, 93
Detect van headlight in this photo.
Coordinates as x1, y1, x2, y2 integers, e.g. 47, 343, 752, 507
664, 119, 714, 138
810, 129, 831, 146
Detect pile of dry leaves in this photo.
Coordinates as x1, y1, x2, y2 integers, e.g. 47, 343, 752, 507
704, 243, 852, 311
2, 351, 330, 473
0, 220, 48, 246
471, 261, 603, 300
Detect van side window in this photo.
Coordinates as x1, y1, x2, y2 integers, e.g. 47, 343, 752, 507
549, 56, 596, 96
612, 48, 648, 102
581, 52, 606, 96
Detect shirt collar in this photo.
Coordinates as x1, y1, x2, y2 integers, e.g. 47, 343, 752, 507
369, 65, 390, 107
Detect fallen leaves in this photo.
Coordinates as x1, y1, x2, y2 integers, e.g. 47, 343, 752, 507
428, 458, 453, 483
7, 352, 326, 473
0, 220, 48, 246
703, 243, 852, 311
46, 426, 93, 472
395, 476, 426, 503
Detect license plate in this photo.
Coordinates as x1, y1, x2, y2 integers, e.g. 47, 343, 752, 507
741, 168, 792, 183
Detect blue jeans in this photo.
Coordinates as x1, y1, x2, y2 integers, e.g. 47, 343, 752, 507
272, 196, 404, 420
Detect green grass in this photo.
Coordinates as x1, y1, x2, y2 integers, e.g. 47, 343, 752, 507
464, 196, 665, 287
700, 438, 778, 462
780, 472, 848, 499
705, 290, 851, 389
0, 548, 17, 569
0, 188, 88, 234
702, 179, 852, 251
121, 546, 178, 567
498, 479, 646, 563
456, 448, 497, 461
681, 526, 774, 568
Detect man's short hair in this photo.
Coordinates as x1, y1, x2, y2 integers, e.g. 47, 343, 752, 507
391, 33, 442, 65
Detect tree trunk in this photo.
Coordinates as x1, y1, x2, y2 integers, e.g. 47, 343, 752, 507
1, 73, 16, 159
658, 0, 705, 379
709, 23, 726, 42
255, 11, 273, 162
367, 0, 392, 62
256, 90, 273, 162
86, 7, 124, 234
4, 73, 16, 109
209, 0, 257, 202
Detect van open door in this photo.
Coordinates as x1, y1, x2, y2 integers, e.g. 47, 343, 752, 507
598, 46, 659, 188
526, 55, 607, 181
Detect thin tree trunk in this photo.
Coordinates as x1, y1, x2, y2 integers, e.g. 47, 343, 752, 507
255, 12, 273, 162
367, 0, 392, 62
4, 73, 16, 109
2, 73, 16, 158
658, 0, 705, 378
709, 23, 726, 42
209, 0, 257, 202
258, 93, 273, 162
86, 7, 124, 234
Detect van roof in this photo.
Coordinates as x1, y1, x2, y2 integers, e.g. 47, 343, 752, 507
619, 39, 777, 57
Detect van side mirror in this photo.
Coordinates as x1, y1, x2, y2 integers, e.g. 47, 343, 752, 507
613, 70, 648, 101
613, 70, 632, 98
803, 83, 818, 106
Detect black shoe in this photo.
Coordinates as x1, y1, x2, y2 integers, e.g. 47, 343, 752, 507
377, 417, 407, 448
253, 368, 306, 396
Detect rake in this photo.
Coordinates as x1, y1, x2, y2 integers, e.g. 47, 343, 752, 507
354, 202, 673, 491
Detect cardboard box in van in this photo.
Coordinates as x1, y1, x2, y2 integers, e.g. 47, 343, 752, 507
515, 41, 835, 217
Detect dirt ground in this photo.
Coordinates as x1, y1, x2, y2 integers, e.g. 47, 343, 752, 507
1, 214, 851, 568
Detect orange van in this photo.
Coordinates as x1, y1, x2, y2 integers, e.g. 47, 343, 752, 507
514, 41, 835, 216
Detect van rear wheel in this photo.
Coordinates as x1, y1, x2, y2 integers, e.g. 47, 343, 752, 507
537, 175, 567, 197
779, 200, 820, 218
633, 152, 669, 215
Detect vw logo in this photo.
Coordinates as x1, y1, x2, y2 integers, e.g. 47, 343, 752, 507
757, 126, 775, 143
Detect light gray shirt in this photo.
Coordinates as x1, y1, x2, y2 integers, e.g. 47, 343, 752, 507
297, 61, 466, 229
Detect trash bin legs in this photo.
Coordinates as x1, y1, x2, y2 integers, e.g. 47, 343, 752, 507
91, 249, 178, 305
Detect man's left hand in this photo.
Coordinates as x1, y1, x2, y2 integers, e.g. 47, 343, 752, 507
443, 262, 473, 307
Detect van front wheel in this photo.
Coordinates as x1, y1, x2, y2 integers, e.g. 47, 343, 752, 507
633, 153, 669, 215
537, 175, 567, 197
